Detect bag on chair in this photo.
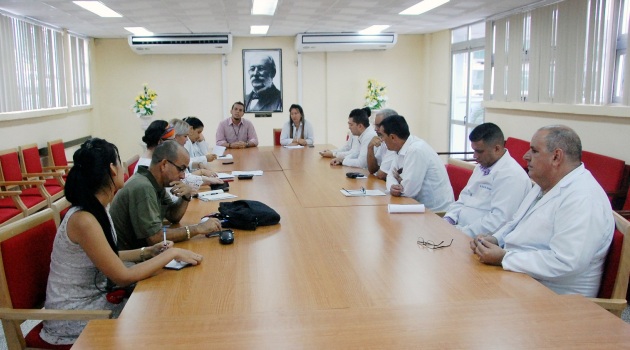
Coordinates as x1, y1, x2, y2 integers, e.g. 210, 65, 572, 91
218, 200, 280, 230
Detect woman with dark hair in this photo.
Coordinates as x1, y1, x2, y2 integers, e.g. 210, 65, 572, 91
182, 116, 217, 170
41, 138, 202, 345
279, 104, 314, 146
134, 120, 175, 173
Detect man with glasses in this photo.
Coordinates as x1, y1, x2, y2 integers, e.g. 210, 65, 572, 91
471, 125, 614, 297
111, 141, 222, 250
366, 108, 398, 180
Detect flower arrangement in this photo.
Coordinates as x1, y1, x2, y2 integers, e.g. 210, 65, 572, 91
364, 79, 388, 110
132, 84, 158, 117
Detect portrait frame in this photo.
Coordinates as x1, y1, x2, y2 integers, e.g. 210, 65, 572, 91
242, 49, 283, 113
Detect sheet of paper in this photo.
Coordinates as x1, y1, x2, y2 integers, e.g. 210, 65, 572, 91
164, 259, 191, 270
212, 145, 226, 156
197, 191, 237, 201
283, 145, 304, 149
216, 172, 235, 179
232, 170, 264, 176
218, 154, 233, 160
340, 189, 386, 197
387, 204, 426, 213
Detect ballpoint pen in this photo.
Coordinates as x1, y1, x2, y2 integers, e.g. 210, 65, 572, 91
163, 226, 167, 247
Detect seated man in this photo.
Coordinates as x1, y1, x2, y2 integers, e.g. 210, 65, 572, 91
444, 123, 531, 237
471, 125, 614, 297
380, 115, 453, 211
330, 107, 377, 168
367, 108, 398, 179
111, 141, 222, 250
216, 102, 259, 149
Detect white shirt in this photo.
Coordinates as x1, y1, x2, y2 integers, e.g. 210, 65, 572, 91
342, 127, 378, 168
444, 150, 532, 237
374, 143, 396, 174
494, 164, 614, 297
280, 120, 314, 145
386, 135, 454, 211
333, 135, 359, 159
184, 139, 209, 167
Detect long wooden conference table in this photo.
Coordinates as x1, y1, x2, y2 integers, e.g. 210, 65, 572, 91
73, 145, 630, 349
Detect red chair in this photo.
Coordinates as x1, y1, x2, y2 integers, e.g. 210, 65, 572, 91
46, 139, 72, 173
581, 150, 625, 204
504, 137, 529, 171
0, 149, 50, 215
0, 190, 26, 227
0, 209, 111, 350
19, 143, 65, 202
124, 154, 140, 182
445, 158, 475, 201
273, 128, 282, 146
590, 211, 630, 317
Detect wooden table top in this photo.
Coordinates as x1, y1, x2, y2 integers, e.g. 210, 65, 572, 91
73, 146, 630, 348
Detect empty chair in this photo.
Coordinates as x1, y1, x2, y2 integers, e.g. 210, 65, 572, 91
590, 211, 630, 317
46, 139, 73, 172
18, 143, 65, 202
273, 128, 282, 146
0, 149, 50, 215
0, 209, 111, 350
581, 150, 625, 205
0, 190, 26, 227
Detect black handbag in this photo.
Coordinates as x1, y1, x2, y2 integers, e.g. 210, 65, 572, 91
217, 200, 280, 230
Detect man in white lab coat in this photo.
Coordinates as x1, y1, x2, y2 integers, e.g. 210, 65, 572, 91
471, 125, 614, 297
444, 123, 531, 237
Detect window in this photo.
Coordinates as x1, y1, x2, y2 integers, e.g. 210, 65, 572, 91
487, 0, 629, 107
0, 11, 92, 116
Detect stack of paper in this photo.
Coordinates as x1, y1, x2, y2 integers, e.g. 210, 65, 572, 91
218, 154, 233, 160
164, 259, 191, 270
387, 204, 425, 213
340, 189, 386, 197
212, 145, 226, 156
283, 145, 304, 149
216, 172, 235, 179
197, 189, 237, 201
232, 170, 264, 176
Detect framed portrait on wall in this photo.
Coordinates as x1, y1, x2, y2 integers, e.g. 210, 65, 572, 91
242, 49, 283, 113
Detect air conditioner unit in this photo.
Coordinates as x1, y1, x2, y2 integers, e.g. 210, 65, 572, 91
295, 33, 397, 53
128, 34, 232, 55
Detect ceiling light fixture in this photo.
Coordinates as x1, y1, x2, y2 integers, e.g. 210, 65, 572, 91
251, 25, 269, 35
359, 25, 390, 34
252, 0, 278, 15
399, 0, 450, 15
73, 1, 122, 17
125, 27, 153, 36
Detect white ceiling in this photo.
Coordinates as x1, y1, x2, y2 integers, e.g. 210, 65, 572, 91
0, 0, 544, 38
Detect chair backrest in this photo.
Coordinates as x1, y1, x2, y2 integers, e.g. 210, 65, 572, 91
0, 148, 24, 182
0, 208, 57, 311
581, 150, 625, 203
273, 128, 282, 146
504, 137, 529, 171
597, 211, 630, 302
51, 197, 71, 227
47, 140, 69, 167
18, 144, 44, 174
125, 154, 140, 179
445, 158, 474, 201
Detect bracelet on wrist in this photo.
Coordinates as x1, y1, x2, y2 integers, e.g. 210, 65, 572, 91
185, 226, 191, 240
140, 247, 147, 261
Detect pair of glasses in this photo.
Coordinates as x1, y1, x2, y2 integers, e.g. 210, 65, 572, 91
417, 237, 453, 250
166, 159, 187, 173
342, 187, 366, 195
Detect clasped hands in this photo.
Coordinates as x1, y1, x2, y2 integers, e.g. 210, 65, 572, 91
469, 235, 505, 266
169, 181, 194, 200
230, 141, 248, 149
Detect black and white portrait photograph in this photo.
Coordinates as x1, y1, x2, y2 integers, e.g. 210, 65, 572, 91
242, 49, 283, 113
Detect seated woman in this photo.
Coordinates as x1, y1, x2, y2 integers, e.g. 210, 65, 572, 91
280, 104, 314, 146
182, 116, 218, 170
41, 138, 203, 345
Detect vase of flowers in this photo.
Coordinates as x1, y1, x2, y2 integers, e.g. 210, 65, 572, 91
364, 79, 388, 110
132, 84, 158, 130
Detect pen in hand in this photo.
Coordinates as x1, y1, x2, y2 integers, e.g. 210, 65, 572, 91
162, 226, 168, 252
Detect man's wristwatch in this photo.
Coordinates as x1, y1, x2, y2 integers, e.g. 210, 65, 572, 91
246, 141, 250, 147
182, 194, 192, 201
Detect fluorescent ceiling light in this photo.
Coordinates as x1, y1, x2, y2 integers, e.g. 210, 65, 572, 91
73, 1, 122, 17
251, 25, 269, 35
252, 0, 278, 15
399, 0, 450, 15
125, 27, 153, 36
359, 25, 390, 34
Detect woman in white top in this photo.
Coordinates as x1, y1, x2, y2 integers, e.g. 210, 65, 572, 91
280, 104, 314, 146
41, 138, 202, 345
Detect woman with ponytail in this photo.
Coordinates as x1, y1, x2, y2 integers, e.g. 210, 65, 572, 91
279, 104, 314, 146
41, 138, 203, 345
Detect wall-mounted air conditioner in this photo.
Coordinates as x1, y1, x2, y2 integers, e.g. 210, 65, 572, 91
295, 33, 397, 53
128, 33, 232, 55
